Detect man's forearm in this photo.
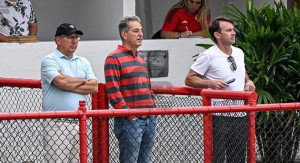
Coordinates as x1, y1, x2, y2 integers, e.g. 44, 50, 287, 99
53, 75, 87, 91
71, 79, 98, 94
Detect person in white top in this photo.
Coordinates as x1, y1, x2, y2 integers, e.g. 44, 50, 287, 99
0, 0, 37, 42
185, 16, 255, 163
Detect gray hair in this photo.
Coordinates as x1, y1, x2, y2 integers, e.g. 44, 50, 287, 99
118, 16, 141, 40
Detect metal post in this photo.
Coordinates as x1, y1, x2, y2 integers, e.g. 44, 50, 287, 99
202, 95, 213, 163
98, 83, 110, 163
79, 101, 88, 163
247, 92, 258, 163
92, 87, 101, 163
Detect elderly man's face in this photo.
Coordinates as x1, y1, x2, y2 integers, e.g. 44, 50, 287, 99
123, 20, 143, 49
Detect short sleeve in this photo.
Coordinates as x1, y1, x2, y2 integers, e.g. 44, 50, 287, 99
27, 1, 37, 23
41, 57, 60, 84
161, 8, 180, 31
81, 57, 97, 80
190, 53, 209, 76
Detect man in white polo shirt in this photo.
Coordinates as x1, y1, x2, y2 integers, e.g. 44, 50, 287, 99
185, 16, 255, 163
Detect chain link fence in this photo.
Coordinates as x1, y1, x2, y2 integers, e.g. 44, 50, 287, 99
1, 85, 300, 162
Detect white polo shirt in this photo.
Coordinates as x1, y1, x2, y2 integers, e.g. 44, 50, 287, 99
191, 45, 246, 116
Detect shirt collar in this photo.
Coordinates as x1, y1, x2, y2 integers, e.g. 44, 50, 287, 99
54, 49, 79, 60
117, 45, 140, 56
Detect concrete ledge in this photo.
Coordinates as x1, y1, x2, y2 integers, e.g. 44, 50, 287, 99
0, 39, 214, 86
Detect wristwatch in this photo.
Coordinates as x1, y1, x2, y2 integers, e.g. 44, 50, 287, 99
177, 32, 181, 38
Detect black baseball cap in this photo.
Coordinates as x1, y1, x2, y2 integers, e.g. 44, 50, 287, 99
55, 23, 83, 37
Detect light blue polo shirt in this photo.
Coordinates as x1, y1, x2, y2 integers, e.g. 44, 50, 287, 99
41, 49, 96, 111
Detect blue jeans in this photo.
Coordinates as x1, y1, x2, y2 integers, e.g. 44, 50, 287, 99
114, 116, 156, 163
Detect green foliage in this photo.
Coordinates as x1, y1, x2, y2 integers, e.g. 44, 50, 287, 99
223, 0, 300, 104
222, 0, 300, 162
195, 43, 213, 49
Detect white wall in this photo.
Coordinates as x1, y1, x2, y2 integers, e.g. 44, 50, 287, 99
0, 39, 213, 86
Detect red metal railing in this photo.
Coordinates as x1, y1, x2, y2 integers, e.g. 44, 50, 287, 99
2, 101, 300, 162
2, 77, 300, 162
0, 102, 88, 162
201, 89, 257, 163
0, 77, 41, 88
92, 83, 110, 163
91, 83, 203, 163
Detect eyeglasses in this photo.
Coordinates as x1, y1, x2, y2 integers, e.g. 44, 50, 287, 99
227, 56, 237, 71
60, 35, 81, 40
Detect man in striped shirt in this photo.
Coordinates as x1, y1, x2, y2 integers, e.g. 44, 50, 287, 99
104, 16, 156, 163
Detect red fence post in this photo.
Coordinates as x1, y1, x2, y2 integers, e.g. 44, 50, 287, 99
79, 101, 88, 163
92, 86, 101, 163
93, 83, 110, 163
247, 92, 258, 163
202, 95, 213, 163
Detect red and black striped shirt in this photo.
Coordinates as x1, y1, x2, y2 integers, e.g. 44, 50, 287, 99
104, 45, 155, 109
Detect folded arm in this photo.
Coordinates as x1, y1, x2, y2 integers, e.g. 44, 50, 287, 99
53, 70, 97, 94
53, 74, 87, 91
71, 79, 98, 94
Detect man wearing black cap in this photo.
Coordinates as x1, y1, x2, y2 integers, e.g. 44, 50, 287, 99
41, 23, 98, 162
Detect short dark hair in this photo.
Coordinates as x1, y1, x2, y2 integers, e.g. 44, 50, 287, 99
209, 16, 234, 43
118, 16, 141, 40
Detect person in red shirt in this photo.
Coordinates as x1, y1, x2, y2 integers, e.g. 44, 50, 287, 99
161, 0, 210, 39
104, 16, 156, 163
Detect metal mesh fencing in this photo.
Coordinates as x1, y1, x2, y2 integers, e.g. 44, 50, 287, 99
0, 87, 42, 112
255, 111, 300, 163
107, 94, 203, 163
0, 86, 92, 112
0, 113, 255, 163
1, 85, 300, 162
107, 114, 204, 163
0, 119, 44, 162
106, 96, 255, 162
0, 118, 95, 163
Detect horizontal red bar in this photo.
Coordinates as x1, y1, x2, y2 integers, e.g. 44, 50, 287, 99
1, 103, 300, 120
152, 85, 202, 95
0, 110, 81, 120
0, 77, 41, 88
201, 89, 257, 100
